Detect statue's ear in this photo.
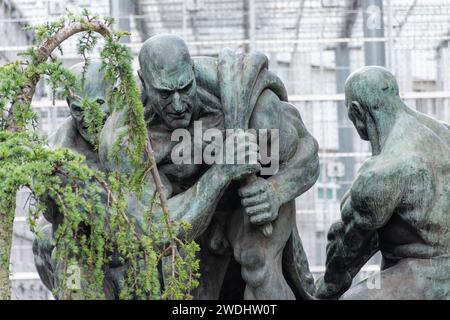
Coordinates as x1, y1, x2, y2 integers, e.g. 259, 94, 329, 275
137, 70, 148, 105
351, 100, 365, 119
66, 88, 74, 107
66, 98, 73, 116
138, 70, 145, 87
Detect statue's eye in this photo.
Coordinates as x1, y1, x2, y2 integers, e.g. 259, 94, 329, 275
159, 90, 171, 99
71, 103, 82, 113
181, 80, 193, 92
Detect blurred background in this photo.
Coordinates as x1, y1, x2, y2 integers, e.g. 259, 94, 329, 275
1, 0, 450, 299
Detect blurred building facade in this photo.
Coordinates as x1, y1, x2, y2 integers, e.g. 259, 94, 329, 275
2, 0, 450, 298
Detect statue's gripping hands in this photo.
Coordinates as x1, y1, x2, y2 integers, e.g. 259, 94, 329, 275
99, 37, 262, 246
316, 66, 450, 300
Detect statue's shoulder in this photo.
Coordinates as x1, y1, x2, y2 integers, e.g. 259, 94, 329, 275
98, 110, 127, 157
250, 90, 280, 128
193, 56, 220, 96
48, 117, 77, 148
251, 90, 300, 129
352, 152, 431, 207
357, 152, 427, 179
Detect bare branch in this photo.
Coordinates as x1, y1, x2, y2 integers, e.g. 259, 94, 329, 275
7, 21, 112, 132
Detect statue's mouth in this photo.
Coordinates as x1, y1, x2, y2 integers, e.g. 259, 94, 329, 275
168, 111, 186, 119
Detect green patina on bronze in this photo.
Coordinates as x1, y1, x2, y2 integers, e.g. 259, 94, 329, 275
36, 34, 320, 300
100, 34, 320, 300
33, 36, 450, 300
316, 66, 450, 300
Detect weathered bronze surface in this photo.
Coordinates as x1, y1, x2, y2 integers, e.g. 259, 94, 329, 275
34, 37, 450, 300
34, 35, 320, 300
316, 66, 450, 300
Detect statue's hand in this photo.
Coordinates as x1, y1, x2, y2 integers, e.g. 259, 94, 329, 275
315, 272, 352, 300
238, 177, 281, 226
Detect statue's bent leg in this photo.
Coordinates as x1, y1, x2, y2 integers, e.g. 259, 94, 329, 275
228, 203, 295, 300
193, 229, 232, 300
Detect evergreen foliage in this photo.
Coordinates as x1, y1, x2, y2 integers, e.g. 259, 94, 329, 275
0, 10, 199, 300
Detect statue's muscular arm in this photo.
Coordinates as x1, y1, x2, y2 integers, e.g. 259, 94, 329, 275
99, 110, 260, 244
316, 155, 427, 299
239, 89, 319, 225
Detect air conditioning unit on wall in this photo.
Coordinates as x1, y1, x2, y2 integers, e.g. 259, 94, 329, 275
326, 161, 345, 179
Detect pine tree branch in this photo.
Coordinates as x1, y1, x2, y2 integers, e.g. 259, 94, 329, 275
7, 21, 111, 132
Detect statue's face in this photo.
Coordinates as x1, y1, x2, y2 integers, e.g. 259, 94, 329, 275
67, 62, 111, 145
67, 93, 109, 144
140, 64, 197, 130
138, 34, 199, 130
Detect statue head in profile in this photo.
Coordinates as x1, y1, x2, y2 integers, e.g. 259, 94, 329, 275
138, 34, 198, 130
344, 66, 400, 141
67, 60, 112, 145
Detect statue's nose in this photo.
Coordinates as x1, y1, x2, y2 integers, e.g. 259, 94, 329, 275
172, 92, 185, 113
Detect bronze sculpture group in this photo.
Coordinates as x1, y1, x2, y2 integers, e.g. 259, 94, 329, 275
33, 34, 450, 300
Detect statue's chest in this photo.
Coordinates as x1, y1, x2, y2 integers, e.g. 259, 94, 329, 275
149, 129, 205, 183
148, 107, 224, 184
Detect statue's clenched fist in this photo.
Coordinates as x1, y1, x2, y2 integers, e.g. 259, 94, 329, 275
238, 177, 280, 226
315, 272, 352, 300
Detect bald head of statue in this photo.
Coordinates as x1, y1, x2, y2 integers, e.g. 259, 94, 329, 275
344, 66, 400, 141
138, 34, 197, 129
